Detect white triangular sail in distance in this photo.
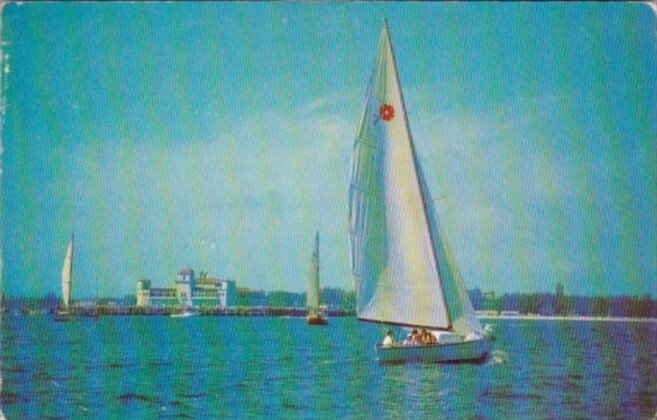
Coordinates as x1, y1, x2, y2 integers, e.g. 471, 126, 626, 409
349, 22, 483, 335
307, 232, 320, 313
61, 235, 74, 309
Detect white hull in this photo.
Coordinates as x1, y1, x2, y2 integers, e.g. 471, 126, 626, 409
376, 337, 494, 364
171, 311, 198, 318
52, 310, 77, 322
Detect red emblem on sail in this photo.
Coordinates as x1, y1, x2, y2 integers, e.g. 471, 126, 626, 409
379, 104, 395, 121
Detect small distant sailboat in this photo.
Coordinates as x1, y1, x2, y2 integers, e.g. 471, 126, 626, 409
349, 21, 493, 363
53, 234, 75, 322
52, 235, 98, 321
306, 232, 328, 325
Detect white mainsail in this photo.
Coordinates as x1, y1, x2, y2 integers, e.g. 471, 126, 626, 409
61, 235, 74, 309
349, 22, 483, 336
307, 232, 320, 313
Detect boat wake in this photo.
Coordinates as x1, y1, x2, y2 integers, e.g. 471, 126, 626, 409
486, 350, 508, 366
321, 358, 359, 365
51, 380, 66, 389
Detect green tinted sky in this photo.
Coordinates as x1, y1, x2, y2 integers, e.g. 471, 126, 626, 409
1, 3, 656, 298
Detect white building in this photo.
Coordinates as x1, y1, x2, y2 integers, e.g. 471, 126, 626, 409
176, 267, 195, 307
136, 280, 151, 307
136, 268, 237, 308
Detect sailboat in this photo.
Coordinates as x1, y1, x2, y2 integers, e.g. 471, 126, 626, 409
52, 234, 98, 321
348, 21, 494, 363
53, 234, 75, 322
306, 232, 328, 325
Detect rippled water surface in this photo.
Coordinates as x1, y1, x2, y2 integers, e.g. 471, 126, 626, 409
1, 316, 656, 418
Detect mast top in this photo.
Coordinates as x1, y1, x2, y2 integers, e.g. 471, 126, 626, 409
381, 19, 391, 41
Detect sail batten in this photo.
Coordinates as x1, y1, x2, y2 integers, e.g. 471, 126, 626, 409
349, 23, 482, 335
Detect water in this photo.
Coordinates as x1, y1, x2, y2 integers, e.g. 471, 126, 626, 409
1, 316, 656, 418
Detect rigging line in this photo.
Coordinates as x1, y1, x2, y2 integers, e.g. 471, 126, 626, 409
353, 137, 384, 152
348, 229, 386, 239
353, 188, 446, 213
349, 183, 384, 197
365, 92, 386, 104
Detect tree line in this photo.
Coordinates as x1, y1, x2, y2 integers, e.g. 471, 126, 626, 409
468, 288, 657, 318
4, 287, 656, 318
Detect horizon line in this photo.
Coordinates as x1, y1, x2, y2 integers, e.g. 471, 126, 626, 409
3, 289, 656, 301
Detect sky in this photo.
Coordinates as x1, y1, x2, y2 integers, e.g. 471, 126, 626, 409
1, 3, 656, 298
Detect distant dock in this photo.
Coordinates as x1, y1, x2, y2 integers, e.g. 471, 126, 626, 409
40, 305, 354, 318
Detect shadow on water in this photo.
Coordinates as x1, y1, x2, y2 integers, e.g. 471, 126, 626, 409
480, 388, 544, 401
0, 390, 28, 406
378, 349, 501, 367
380, 357, 490, 367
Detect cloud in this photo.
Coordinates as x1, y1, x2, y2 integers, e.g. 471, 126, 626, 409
398, 88, 644, 293
308, 92, 345, 112
58, 96, 361, 294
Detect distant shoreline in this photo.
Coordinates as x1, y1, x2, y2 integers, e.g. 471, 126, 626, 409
6, 310, 657, 323
477, 315, 657, 323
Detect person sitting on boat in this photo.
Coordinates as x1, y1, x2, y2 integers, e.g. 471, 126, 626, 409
402, 332, 413, 345
410, 329, 421, 345
420, 329, 437, 345
382, 330, 394, 347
